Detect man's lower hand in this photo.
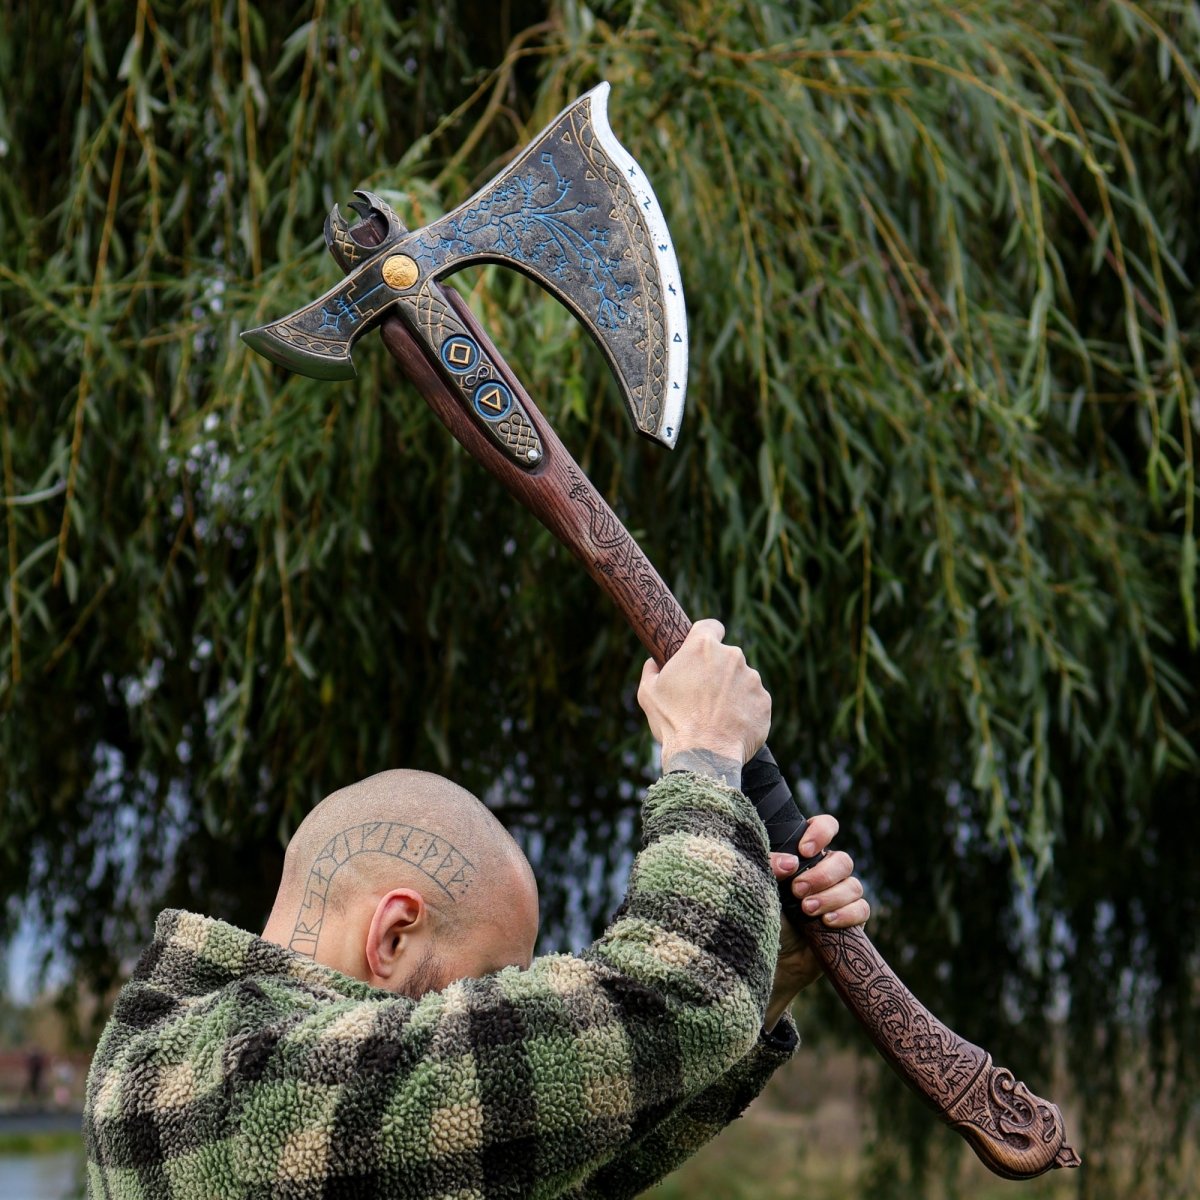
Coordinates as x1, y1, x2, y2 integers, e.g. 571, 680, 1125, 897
763, 813, 869, 1031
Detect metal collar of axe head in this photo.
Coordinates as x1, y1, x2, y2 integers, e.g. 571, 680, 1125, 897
242, 83, 687, 459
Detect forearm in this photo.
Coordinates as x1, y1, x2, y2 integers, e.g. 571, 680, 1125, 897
764, 983, 797, 1033
583, 771, 782, 1091
664, 746, 798, 1033
662, 746, 742, 789
573, 1017, 798, 1199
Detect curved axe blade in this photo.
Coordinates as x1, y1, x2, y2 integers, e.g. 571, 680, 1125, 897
242, 84, 688, 448
405, 83, 688, 448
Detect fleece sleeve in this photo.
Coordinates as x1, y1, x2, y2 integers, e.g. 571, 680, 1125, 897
570, 1016, 798, 1199
83, 771, 786, 1200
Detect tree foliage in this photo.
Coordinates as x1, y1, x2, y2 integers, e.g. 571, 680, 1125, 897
1, 2, 1197, 1193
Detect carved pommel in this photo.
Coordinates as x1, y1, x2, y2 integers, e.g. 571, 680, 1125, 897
948, 1058, 1082, 1178
805, 923, 1080, 1180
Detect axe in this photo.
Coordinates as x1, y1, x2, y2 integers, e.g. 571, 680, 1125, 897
243, 84, 1080, 1180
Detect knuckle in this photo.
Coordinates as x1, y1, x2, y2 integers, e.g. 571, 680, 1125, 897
807, 814, 831, 842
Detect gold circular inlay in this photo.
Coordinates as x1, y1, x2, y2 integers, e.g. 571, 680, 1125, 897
381, 254, 419, 290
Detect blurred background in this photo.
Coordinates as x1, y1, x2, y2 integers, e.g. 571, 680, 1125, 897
1, 1, 1197, 1197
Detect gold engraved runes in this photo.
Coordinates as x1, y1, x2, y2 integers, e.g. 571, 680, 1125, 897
476, 383, 508, 415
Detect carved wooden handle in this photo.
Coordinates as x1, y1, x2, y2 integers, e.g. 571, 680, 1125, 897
806, 920, 1081, 1177
369, 287, 1079, 1178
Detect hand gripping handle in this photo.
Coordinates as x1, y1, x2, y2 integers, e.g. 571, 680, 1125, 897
741, 744, 814, 861
346, 216, 1079, 1178
739, 744, 824, 922
737, 745, 1081, 1180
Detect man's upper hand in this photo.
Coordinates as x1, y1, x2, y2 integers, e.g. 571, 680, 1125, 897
764, 813, 870, 1030
638, 619, 771, 782
638, 624, 868, 1031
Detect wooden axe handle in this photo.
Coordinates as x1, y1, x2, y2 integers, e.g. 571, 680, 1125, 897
373, 294, 1078, 1179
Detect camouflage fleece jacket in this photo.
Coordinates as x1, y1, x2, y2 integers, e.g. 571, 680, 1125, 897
83, 771, 797, 1199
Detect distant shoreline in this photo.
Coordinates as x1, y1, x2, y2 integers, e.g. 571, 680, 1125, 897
0, 1112, 83, 1137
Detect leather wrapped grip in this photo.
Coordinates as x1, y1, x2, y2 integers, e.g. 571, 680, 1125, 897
741, 745, 824, 920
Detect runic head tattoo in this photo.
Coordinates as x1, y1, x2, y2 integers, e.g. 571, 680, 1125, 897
289, 821, 476, 958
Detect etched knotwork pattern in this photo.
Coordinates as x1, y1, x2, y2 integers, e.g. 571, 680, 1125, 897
565, 465, 689, 658
570, 105, 668, 430
811, 924, 987, 1104
401, 282, 543, 465
405, 94, 670, 439
807, 923, 1075, 1177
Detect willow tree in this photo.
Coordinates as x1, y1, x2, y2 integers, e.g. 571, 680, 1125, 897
1, 2, 1196, 1195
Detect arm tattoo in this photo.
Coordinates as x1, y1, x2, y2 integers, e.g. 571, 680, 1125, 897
289, 822, 475, 959
662, 748, 743, 789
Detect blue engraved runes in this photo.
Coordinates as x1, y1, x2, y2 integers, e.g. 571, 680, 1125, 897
441, 335, 480, 373
319, 296, 358, 332
473, 380, 513, 421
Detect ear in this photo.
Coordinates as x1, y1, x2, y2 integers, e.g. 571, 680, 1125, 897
364, 888, 427, 985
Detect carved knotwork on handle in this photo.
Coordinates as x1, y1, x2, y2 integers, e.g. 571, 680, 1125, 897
564, 464, 690, 660
806, 922, 1080, 1178
948, 1065, 1083, 1177
358, 207, 1079, 1174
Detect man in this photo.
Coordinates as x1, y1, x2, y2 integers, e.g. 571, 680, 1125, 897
84, 621, 868, 1198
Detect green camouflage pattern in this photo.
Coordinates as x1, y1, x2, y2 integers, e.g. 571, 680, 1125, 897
84, 772, 796, 1198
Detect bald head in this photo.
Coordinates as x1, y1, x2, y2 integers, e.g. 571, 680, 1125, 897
262, 770, 539, 994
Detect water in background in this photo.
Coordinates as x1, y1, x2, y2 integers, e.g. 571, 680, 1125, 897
0, 1147, 84, 1200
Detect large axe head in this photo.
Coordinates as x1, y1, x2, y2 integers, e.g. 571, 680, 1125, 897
242, 83, 687, 448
